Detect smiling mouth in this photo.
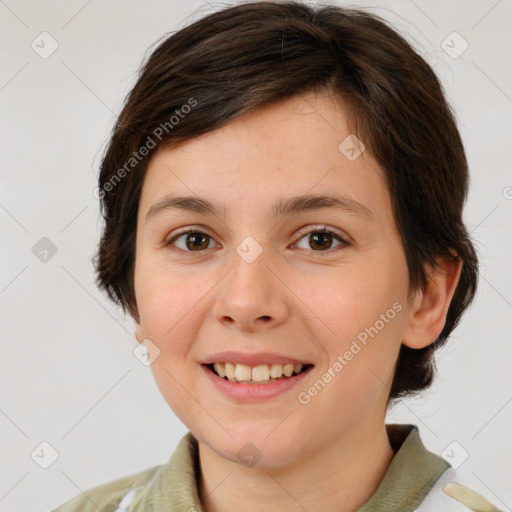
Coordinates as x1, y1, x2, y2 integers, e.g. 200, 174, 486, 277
205, 362, 313, 384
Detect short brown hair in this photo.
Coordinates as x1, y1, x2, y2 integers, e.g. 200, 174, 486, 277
94, 0, 478, 401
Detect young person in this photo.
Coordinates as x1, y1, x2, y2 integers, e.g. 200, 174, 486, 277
53, 2, 499, 511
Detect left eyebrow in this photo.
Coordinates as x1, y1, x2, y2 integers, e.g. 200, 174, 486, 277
145, 193, 374, 224
272, 193, 373, 220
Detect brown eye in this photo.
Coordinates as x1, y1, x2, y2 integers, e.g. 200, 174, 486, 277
308, 232, 335, 251
168, 230, 216, 252
294, 227, 350, 252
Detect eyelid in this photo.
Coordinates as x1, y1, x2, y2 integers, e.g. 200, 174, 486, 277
166, 225, 215, 241
165, 226, 219, 247
291, 224, 352, 251
294, 224, 350, 242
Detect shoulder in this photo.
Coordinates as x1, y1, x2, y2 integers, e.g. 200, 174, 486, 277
51, 431, 200, 512
50, 464, 162, 512
415, 467, 503, 512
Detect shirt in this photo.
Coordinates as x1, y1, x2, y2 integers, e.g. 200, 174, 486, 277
51, 424, 500, 512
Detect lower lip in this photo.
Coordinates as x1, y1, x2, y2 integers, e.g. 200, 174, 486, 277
201, 364, 314, 402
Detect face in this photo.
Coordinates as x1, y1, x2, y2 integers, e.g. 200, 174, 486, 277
133, 91, 413, 468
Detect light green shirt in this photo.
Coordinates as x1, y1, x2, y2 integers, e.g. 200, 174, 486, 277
50, 424, 491, 512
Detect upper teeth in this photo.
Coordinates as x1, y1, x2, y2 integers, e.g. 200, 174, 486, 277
213, 362, 304, 382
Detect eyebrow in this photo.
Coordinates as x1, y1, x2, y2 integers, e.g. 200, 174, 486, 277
145, 193, 374, 224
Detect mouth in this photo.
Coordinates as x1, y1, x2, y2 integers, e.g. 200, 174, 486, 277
204, 362, 313, 385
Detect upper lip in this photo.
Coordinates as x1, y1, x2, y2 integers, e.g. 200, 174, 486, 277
201, 351, 313, 366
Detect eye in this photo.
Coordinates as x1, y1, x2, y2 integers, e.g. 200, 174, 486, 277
292, 225, 351, 252
165, 225, 351, 255
166, 228, 218, 253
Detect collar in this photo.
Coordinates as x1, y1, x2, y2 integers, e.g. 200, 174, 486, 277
130, 424, 449, 512
358, 424, 450, 512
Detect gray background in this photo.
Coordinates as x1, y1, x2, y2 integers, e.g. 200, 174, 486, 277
1, 1, 511, 511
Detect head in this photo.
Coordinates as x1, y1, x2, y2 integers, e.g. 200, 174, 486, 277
94, 1, 478, 465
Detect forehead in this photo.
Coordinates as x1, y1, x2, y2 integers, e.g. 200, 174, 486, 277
138, 92, 393, 227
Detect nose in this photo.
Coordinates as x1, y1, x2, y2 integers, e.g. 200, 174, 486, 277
212, 243, 290, 333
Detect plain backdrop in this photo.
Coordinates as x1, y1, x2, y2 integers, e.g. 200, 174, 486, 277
1, 1, 511, 511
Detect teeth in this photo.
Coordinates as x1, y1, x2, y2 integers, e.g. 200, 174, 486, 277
210, 362, 307, 382
252, 365, 270, 381
213, 362, 226, 378
225, 362, 236, 380
270, 364, 283, 378
283, 363, 294, 377
234, 364, 252, 381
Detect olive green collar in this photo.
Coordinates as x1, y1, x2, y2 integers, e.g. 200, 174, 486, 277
358, 424, 449, 512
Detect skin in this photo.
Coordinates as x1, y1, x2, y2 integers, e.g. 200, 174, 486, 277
133, 91, 462, 512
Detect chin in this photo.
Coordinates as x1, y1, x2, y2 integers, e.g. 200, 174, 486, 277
198, 426, 308, 470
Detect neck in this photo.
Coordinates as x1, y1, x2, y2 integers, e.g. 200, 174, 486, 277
197, 421, 395, 512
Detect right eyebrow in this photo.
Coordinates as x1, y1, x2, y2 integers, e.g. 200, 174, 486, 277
145, 196, 227, 224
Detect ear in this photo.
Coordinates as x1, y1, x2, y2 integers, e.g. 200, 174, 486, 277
402, 257, 463, 349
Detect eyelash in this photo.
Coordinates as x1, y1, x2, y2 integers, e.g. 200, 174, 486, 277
165, 225, 351, 255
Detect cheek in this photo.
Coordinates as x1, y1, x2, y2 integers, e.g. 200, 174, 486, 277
134, 257, 210, 422
134, 261, 214, 419
135, 255, 206, 341
291, 254, 407, 388
295, 260, 404, 341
